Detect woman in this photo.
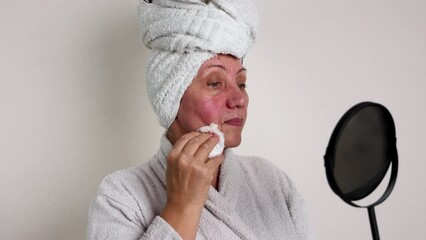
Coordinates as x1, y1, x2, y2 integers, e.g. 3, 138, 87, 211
88, 0, 315, 239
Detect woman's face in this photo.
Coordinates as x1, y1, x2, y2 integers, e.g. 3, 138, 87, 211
172, 54, 249, 148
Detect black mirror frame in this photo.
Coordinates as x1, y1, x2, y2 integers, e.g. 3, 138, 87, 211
324, 101, 399, 208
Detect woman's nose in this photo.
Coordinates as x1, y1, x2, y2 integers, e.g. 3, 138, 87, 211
226, 85, 248, 109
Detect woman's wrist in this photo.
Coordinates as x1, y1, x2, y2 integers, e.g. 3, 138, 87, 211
160, 203, 203, 240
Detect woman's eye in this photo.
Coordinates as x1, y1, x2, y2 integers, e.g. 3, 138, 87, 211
208, 82, 222, 88
238, 83, 247, 89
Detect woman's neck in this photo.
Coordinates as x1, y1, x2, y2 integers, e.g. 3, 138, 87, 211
211, 164, 221, 190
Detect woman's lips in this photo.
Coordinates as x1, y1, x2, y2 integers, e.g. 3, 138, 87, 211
224, 118, 244, 126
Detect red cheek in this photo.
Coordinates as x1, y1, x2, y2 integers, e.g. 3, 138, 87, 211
198, 97, 225, 124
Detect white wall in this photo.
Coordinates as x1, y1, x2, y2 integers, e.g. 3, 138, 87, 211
1, 0, 425, 239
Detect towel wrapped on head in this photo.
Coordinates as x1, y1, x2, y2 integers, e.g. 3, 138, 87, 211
139, 0, 258, 128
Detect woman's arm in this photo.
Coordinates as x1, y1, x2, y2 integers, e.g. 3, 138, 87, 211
160, 132, 223, 240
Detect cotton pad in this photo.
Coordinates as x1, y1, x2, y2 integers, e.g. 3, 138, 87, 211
197, 123, 225, 158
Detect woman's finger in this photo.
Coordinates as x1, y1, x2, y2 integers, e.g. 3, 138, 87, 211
169, 131, 201, 157
180, 133, 214, 157
192, 135, 220, 162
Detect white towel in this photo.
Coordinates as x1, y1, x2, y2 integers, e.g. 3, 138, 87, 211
138, 0, 258, 128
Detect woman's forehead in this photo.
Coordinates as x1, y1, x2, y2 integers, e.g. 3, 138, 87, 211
199, 54, 245, 73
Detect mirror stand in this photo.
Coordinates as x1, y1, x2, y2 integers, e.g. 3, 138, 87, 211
368, 206, 379, 240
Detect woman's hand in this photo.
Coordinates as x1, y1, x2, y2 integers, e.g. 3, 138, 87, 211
160, 131, 224, 240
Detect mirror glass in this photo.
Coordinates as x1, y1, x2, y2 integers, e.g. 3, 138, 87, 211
333, 105, 392, 200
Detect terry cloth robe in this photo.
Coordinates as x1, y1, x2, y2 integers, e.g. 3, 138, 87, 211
87, 135, 316, 240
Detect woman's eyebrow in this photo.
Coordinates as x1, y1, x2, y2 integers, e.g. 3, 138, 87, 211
205, 64, 227, 71
238, 67, 247, 74
205, 65, 247, 74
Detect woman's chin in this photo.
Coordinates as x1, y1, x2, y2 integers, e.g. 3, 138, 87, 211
224, 136, 242, 149
222, 125, 244, 148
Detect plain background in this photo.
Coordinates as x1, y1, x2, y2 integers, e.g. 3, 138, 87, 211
1, 0, 425, 239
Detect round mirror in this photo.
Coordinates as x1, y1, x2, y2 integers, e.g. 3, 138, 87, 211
324, 102, 398, 240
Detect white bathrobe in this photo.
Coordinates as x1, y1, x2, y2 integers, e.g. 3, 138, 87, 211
87, 135, 316, 240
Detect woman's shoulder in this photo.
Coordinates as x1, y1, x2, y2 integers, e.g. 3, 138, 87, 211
93, 156, 167, 222
98, 158, 162, 194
